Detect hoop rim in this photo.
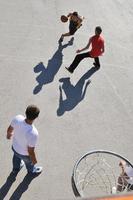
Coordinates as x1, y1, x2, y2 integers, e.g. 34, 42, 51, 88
72, 150, 133, 197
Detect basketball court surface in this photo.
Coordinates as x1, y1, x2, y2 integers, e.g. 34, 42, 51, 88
0, 0, 133, 199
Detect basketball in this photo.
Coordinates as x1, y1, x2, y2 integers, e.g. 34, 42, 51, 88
60, 15, 68, 23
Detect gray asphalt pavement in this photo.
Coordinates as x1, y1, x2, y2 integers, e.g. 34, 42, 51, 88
0, 0, 133, 199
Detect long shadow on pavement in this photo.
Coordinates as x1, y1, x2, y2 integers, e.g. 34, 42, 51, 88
0, 172, 17, 200
57, 67, 98, 116
33, 37, 74, 94
9, 173, 40, 200
0, 172, 40, 200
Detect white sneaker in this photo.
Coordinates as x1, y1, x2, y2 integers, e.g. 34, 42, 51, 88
112, 186, 117, 194
31, 166, 43, 174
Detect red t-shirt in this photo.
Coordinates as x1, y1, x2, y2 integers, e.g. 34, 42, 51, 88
89, 35, 104, 58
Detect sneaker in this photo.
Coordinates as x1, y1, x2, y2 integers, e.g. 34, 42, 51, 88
111, 186, 117, 194
59, 36, 63, 43
65, 67, 73, 73
93, 62, 96, 67
29, 166, 43, 174
93, 62, 100, 70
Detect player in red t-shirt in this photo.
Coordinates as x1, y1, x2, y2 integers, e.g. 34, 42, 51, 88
66, 26, 105, 73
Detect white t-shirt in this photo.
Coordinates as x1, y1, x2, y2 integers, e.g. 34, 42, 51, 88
11, 115, 38, 155
125, 165, 133, 185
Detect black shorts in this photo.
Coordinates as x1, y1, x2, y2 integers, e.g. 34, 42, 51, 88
69, 27, 77, 35
69, 20, 78, 35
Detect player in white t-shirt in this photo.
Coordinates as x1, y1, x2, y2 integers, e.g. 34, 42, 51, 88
7, 105, 42, 174
117, 160, 133, 192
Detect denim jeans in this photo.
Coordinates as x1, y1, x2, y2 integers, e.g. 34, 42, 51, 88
12, 147, 34, 173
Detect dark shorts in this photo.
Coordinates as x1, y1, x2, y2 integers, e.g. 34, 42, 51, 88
69, 26, 77, 35
69, 20, 78, 35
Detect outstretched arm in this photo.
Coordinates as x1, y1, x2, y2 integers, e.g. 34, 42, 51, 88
76, 16, 85, 29
67, 13, 72, 18
76, 37, 91, 53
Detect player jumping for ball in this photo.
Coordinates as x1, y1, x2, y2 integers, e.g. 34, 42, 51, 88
59, 11, 84, 42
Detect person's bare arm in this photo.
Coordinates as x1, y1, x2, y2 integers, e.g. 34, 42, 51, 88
76, 16, 84, 29
76, 38, 91, 53
7, 125, 14, 139
67, 13, 72, 18
28, 146, 37, 165
101, 43, 105, 54
119, 160, 126, 172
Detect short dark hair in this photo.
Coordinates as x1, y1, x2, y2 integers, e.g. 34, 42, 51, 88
72, 11, 78, 16
95, 26, 102, 34
25, 105, 40, 120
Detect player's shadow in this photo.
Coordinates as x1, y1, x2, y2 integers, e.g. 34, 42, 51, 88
0, 172, 40, 200
33, 37, 74, 94
57, 67, 98, 116
0, 172, 17, 200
